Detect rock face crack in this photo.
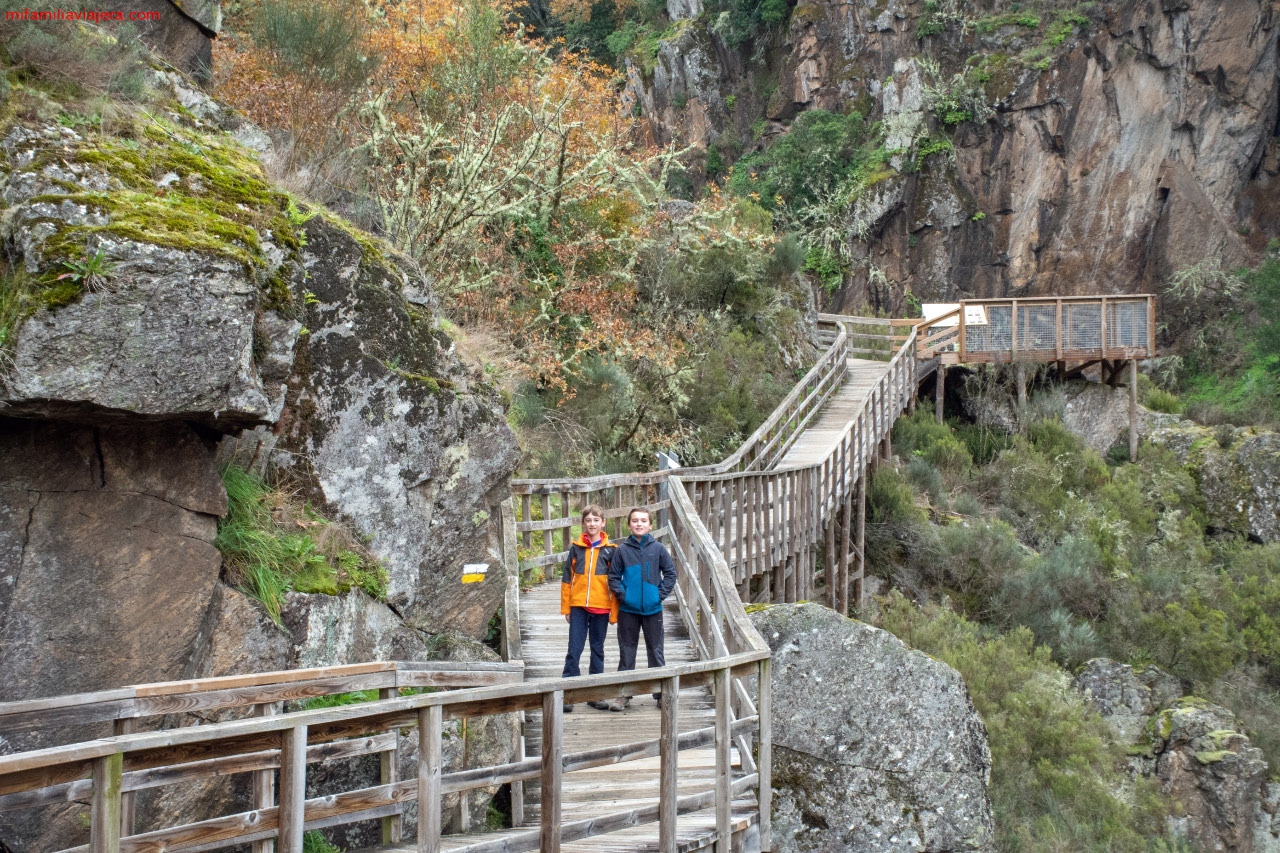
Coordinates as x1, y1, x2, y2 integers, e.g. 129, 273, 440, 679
92, 427, 106, 489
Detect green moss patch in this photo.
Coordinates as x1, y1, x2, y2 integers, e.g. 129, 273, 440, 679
14, 114, 311, 310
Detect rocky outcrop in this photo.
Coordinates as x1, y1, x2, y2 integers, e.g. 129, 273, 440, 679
267, 218, 520, 637
750, 603, 995, 853
630, 1, 1280, 311
1147, 423, 1280, 542
0, 73, 519, 849
1058, 381, 1185, 453
1076, 659, 1279, 852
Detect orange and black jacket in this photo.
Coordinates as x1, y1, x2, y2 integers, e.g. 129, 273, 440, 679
560, 532, 619, 622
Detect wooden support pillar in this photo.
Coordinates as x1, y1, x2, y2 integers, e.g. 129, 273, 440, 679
824, 518, 836, 609
278, 726, 307, 853
659, 675, 680, 853
1016, 363, 1027, 411
839, 490, 852, 616
935, 365, 946, 424
378, 688, 402, 844
855, 475, 866, 614
758, 658, 772, 852
419, 705, 443, 853
540, 692, 564, 853
90, 752, 123, 853
111, 719, 136, 840
1129, 359, 1139, 463
714, 667, 731, 852
252, 703, 281, 853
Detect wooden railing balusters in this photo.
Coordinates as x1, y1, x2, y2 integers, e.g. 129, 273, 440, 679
253, 702, 280, 853
420, 705, 443, 853
659, 676, 680, 853
279, 725, 307, 853
714, 666, 731, 853
90, 752, 122, 853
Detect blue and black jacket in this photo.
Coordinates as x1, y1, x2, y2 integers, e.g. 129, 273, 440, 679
608, 532, 676, 616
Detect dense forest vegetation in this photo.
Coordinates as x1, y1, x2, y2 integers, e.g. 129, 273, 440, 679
3, 0, 1279, 849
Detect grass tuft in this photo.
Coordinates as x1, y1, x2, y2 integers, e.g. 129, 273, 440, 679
215, 465, 389, 622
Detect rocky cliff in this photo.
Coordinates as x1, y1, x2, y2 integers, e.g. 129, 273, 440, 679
632, 0, 1280, 312
0, 65, 521, 851
0, 69, 520, 848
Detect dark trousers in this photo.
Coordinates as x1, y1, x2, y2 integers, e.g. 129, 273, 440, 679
562, 607, 610, 678
616, 610, 665, 671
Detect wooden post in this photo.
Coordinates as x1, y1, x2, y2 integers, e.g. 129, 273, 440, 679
111, 718, 136, 839
1016, 363, 1027, 413
660, 675, 680, 852
541, 691, 564, 853
1147, 295, 1156, 356
252, 703, 281, 853
90, 752, 123, 853
855, 474, 866, 613
758, 659, 772, 852
839, 487, 853, 616
1100, 296, 1108, 360
824, 517, 836, 609
1011, 300, 1019, 363
714, 667, 731, 852
958, 301, 967, 363
278, 726, 307, 853
1129, 359, 1139, 463
935, 365, 946, 424
379, 688, 402, 844
419, 705, 443, 853
1055, 299, 1063, 362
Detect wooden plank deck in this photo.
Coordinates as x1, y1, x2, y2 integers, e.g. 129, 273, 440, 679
775, 358, 889, 468
514, 578, 754, 851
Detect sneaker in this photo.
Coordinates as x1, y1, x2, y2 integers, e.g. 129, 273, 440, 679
563, 703, 574, 713
607, 697, 631, 712
586, 700, 610, 711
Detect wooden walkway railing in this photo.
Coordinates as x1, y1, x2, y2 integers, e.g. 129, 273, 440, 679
503, 315, 920, 850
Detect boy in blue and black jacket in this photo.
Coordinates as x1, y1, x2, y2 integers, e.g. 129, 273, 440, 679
606, 506, 676, 710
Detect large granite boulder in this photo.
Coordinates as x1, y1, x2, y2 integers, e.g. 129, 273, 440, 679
265, 216, 521, 637
1076, 660, 1278, 852
1073, 658, 1182, 743
750, 603, 995, 853
1059, 382, 1186, 454
1145, 700, 1270, 853
1147, 424, 1280, 543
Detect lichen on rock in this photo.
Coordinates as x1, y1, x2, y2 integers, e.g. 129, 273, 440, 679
751, 603, 995, 852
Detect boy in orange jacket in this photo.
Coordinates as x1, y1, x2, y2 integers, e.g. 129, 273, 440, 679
560, 504, 618, 711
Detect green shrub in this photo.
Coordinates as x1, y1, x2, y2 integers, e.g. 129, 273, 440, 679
878, 593, 1170, 852
953, 420, 1013, 464
302, 830, 341, 853
906, 456, 945, 505
1143, 387, 1183, 414
726, 109, 870, 212
252, 0, 374, 85
215, 465, 389, 622
865, 465, 931, 572
933, 518, 1026, 617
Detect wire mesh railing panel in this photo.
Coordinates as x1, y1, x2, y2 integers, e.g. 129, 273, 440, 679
1108, 299, 1149, 349
1063, 303, 1102, 352
1019, 305, 1059, 353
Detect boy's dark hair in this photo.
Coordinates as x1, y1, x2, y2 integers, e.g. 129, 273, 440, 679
627, 507, 651, 523
581, 504, 605, 521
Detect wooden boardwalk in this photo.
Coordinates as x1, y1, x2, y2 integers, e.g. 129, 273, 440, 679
510, 579, 755, 851
775, 358, 889, 468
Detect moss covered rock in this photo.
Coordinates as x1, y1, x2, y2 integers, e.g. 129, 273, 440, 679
1148, 424, 1280, 543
